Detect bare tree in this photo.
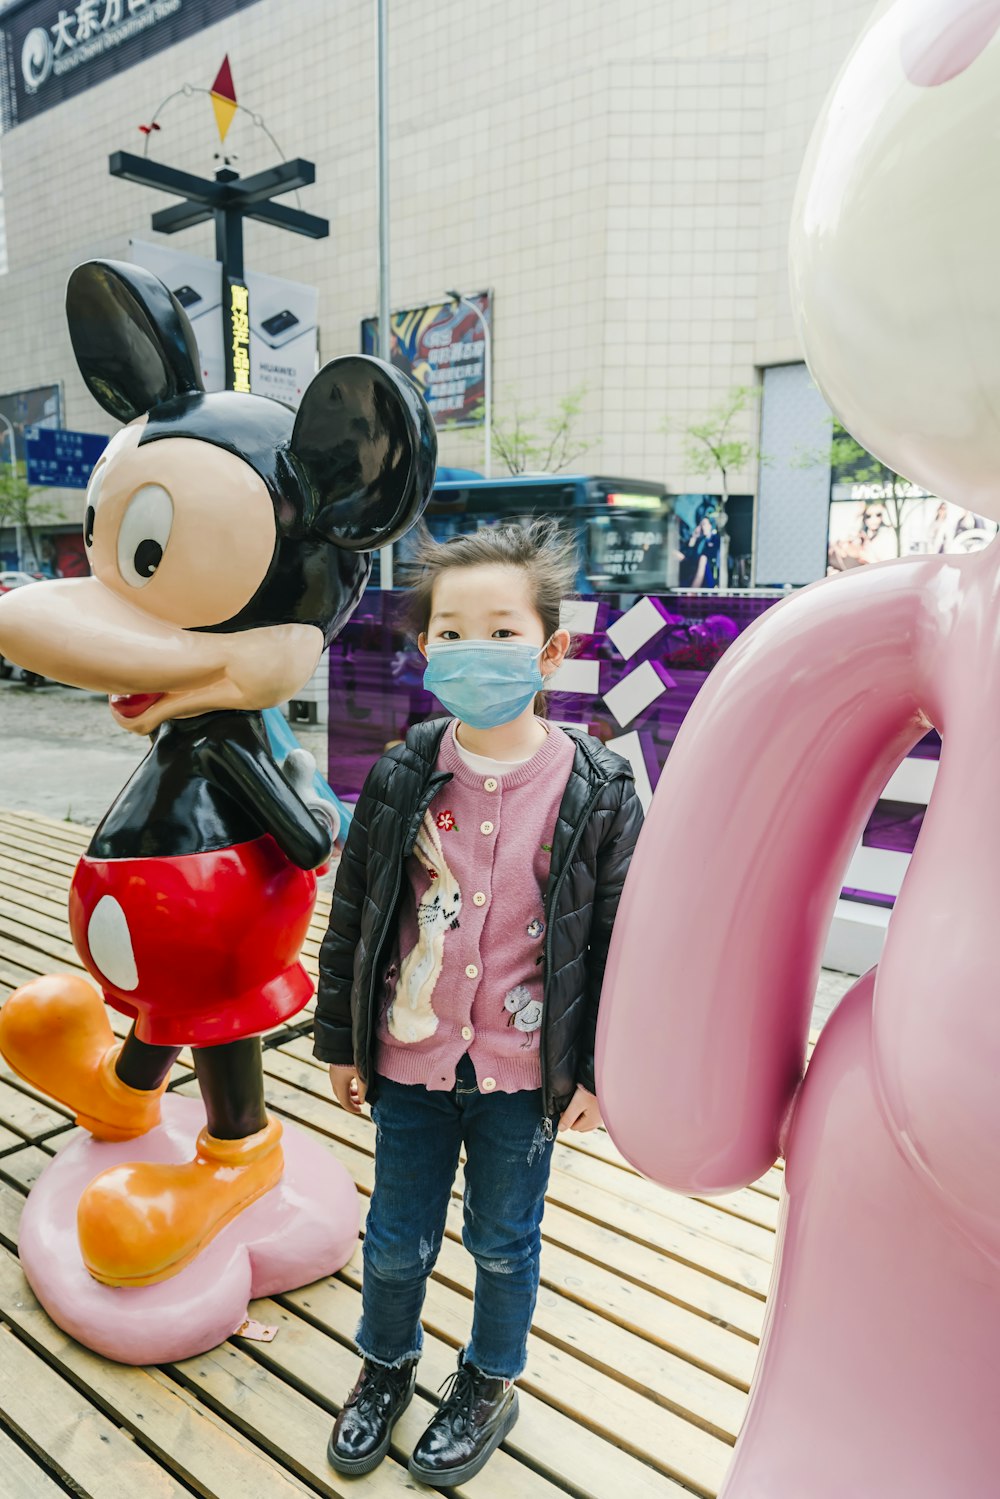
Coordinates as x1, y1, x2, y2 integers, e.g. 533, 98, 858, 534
491, 386, 591, 475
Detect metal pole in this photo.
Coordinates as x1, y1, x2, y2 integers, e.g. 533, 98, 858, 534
376, 0, 394, 590
0, 413, 22, 571
447, 292, 491, 477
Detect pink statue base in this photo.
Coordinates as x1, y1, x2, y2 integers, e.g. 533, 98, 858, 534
19, 1093, 359, 1365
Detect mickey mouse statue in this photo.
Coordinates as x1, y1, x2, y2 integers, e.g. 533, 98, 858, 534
599, 4, 1000, 1495
0, 260, 436, 1363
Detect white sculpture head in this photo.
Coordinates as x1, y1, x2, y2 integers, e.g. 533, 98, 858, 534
791, 0, 1000, 519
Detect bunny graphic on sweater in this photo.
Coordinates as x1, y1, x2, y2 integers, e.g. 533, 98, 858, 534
387, 812, 461, 1044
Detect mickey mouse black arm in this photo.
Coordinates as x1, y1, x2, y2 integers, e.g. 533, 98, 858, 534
199, 736, 332, 870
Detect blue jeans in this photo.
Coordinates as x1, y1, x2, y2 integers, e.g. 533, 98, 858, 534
357, 1054, 555, 1380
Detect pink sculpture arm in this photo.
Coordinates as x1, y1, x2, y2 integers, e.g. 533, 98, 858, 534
597, 559, 940, 1194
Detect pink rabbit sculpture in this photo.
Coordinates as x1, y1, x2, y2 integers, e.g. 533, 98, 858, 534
598, 2, 1000, 1495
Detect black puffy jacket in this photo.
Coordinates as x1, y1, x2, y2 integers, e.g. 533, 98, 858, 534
313, 717, 643, 1119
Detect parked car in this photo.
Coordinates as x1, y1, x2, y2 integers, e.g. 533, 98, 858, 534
0, 570, 37, 595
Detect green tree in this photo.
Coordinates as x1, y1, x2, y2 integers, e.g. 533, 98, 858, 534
491, 386, 591, 475
0, 461, 59, 569
673, 384, 762, 589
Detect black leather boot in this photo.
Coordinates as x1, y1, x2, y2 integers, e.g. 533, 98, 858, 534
327, 1358, 417, 1477
407, 1358, 519, 1487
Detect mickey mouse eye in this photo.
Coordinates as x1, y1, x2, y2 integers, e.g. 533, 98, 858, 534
117, 484, 174, 588
83, 464, 104, 549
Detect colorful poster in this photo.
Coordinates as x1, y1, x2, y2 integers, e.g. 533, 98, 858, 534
361, 293, 491, 426
130, 240, 225, 392
827, 491, 997, 572
673, 494, 722, 589
245, 267, 319, 407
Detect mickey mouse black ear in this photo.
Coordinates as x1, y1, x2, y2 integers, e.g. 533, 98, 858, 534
290, 355, 437, 552
66, 260, 204, 423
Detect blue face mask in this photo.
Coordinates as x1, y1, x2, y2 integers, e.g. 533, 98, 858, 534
423, 639, 548, 729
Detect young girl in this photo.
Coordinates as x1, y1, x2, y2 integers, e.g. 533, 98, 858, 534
314, 521, 643, 1487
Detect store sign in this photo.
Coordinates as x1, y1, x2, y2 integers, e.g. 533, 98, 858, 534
0, 0, 263, 130
229, 281, 251, 394
25, 425, 108, 488
361, 292, 491, 427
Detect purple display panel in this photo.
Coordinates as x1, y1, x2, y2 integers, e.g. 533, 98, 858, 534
328, 590, 780, 796
327, 590, 939, 901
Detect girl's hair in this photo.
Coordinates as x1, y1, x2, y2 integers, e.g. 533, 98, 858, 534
398, 517, 578, 642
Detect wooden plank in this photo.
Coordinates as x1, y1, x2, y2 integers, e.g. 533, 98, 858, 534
0, 911, 80, 968
0, 944, 43, 990
0, 1422, 70, 1498
0, 856, 74, 902
0, 1324, 191, 1499
0, 1077, 72, 1139
0, 1145, 57, 1192
0, 1247, 317, 1499
0, 895, 77, 941
0, 1179, 24, 1251
548, 1145, 773, 1265
0, 831, 80, 874
0, 812, 91, 847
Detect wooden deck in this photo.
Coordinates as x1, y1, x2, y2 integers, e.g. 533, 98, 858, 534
0, 808, 783, 1499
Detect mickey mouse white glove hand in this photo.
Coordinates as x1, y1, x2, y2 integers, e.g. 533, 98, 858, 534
282, 747, 341, 846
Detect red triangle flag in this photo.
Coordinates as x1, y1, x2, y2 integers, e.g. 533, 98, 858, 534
211, 54, 236, 104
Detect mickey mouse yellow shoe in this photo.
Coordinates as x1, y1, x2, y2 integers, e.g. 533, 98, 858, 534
77, 1115, 284, 1287
0, 974, 165, 1141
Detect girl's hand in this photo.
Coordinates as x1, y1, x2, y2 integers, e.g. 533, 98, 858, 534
329, 1064, 367, 1114
559, 1085, 602, 1133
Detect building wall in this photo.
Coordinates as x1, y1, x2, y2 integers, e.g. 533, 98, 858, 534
0, 0, 875, 522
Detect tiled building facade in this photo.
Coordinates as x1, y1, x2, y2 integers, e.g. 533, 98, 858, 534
0, 0, 873, 531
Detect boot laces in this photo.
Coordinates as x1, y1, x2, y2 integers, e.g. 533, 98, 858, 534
356, 1362, 405, 1413
436, 1364, 479, 1432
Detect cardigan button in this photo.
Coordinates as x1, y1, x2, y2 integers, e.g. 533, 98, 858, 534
480, 820, 494, 835
484, 777, 499, 792
473, 892, 486, 906
482, 1077, 497, 1091
461, 1025, 473, 1041
465, 963, 479, 979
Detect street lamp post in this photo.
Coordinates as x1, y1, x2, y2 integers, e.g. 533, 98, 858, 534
376, 0, 394, 589
446, 290, 492, 478
0, 412, 23, 570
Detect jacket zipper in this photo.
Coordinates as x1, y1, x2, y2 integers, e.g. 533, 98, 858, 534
540, 774, 620, 1121
362, 771, 451, 1085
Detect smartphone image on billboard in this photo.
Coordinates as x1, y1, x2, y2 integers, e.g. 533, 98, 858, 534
253, 308, 312, 349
